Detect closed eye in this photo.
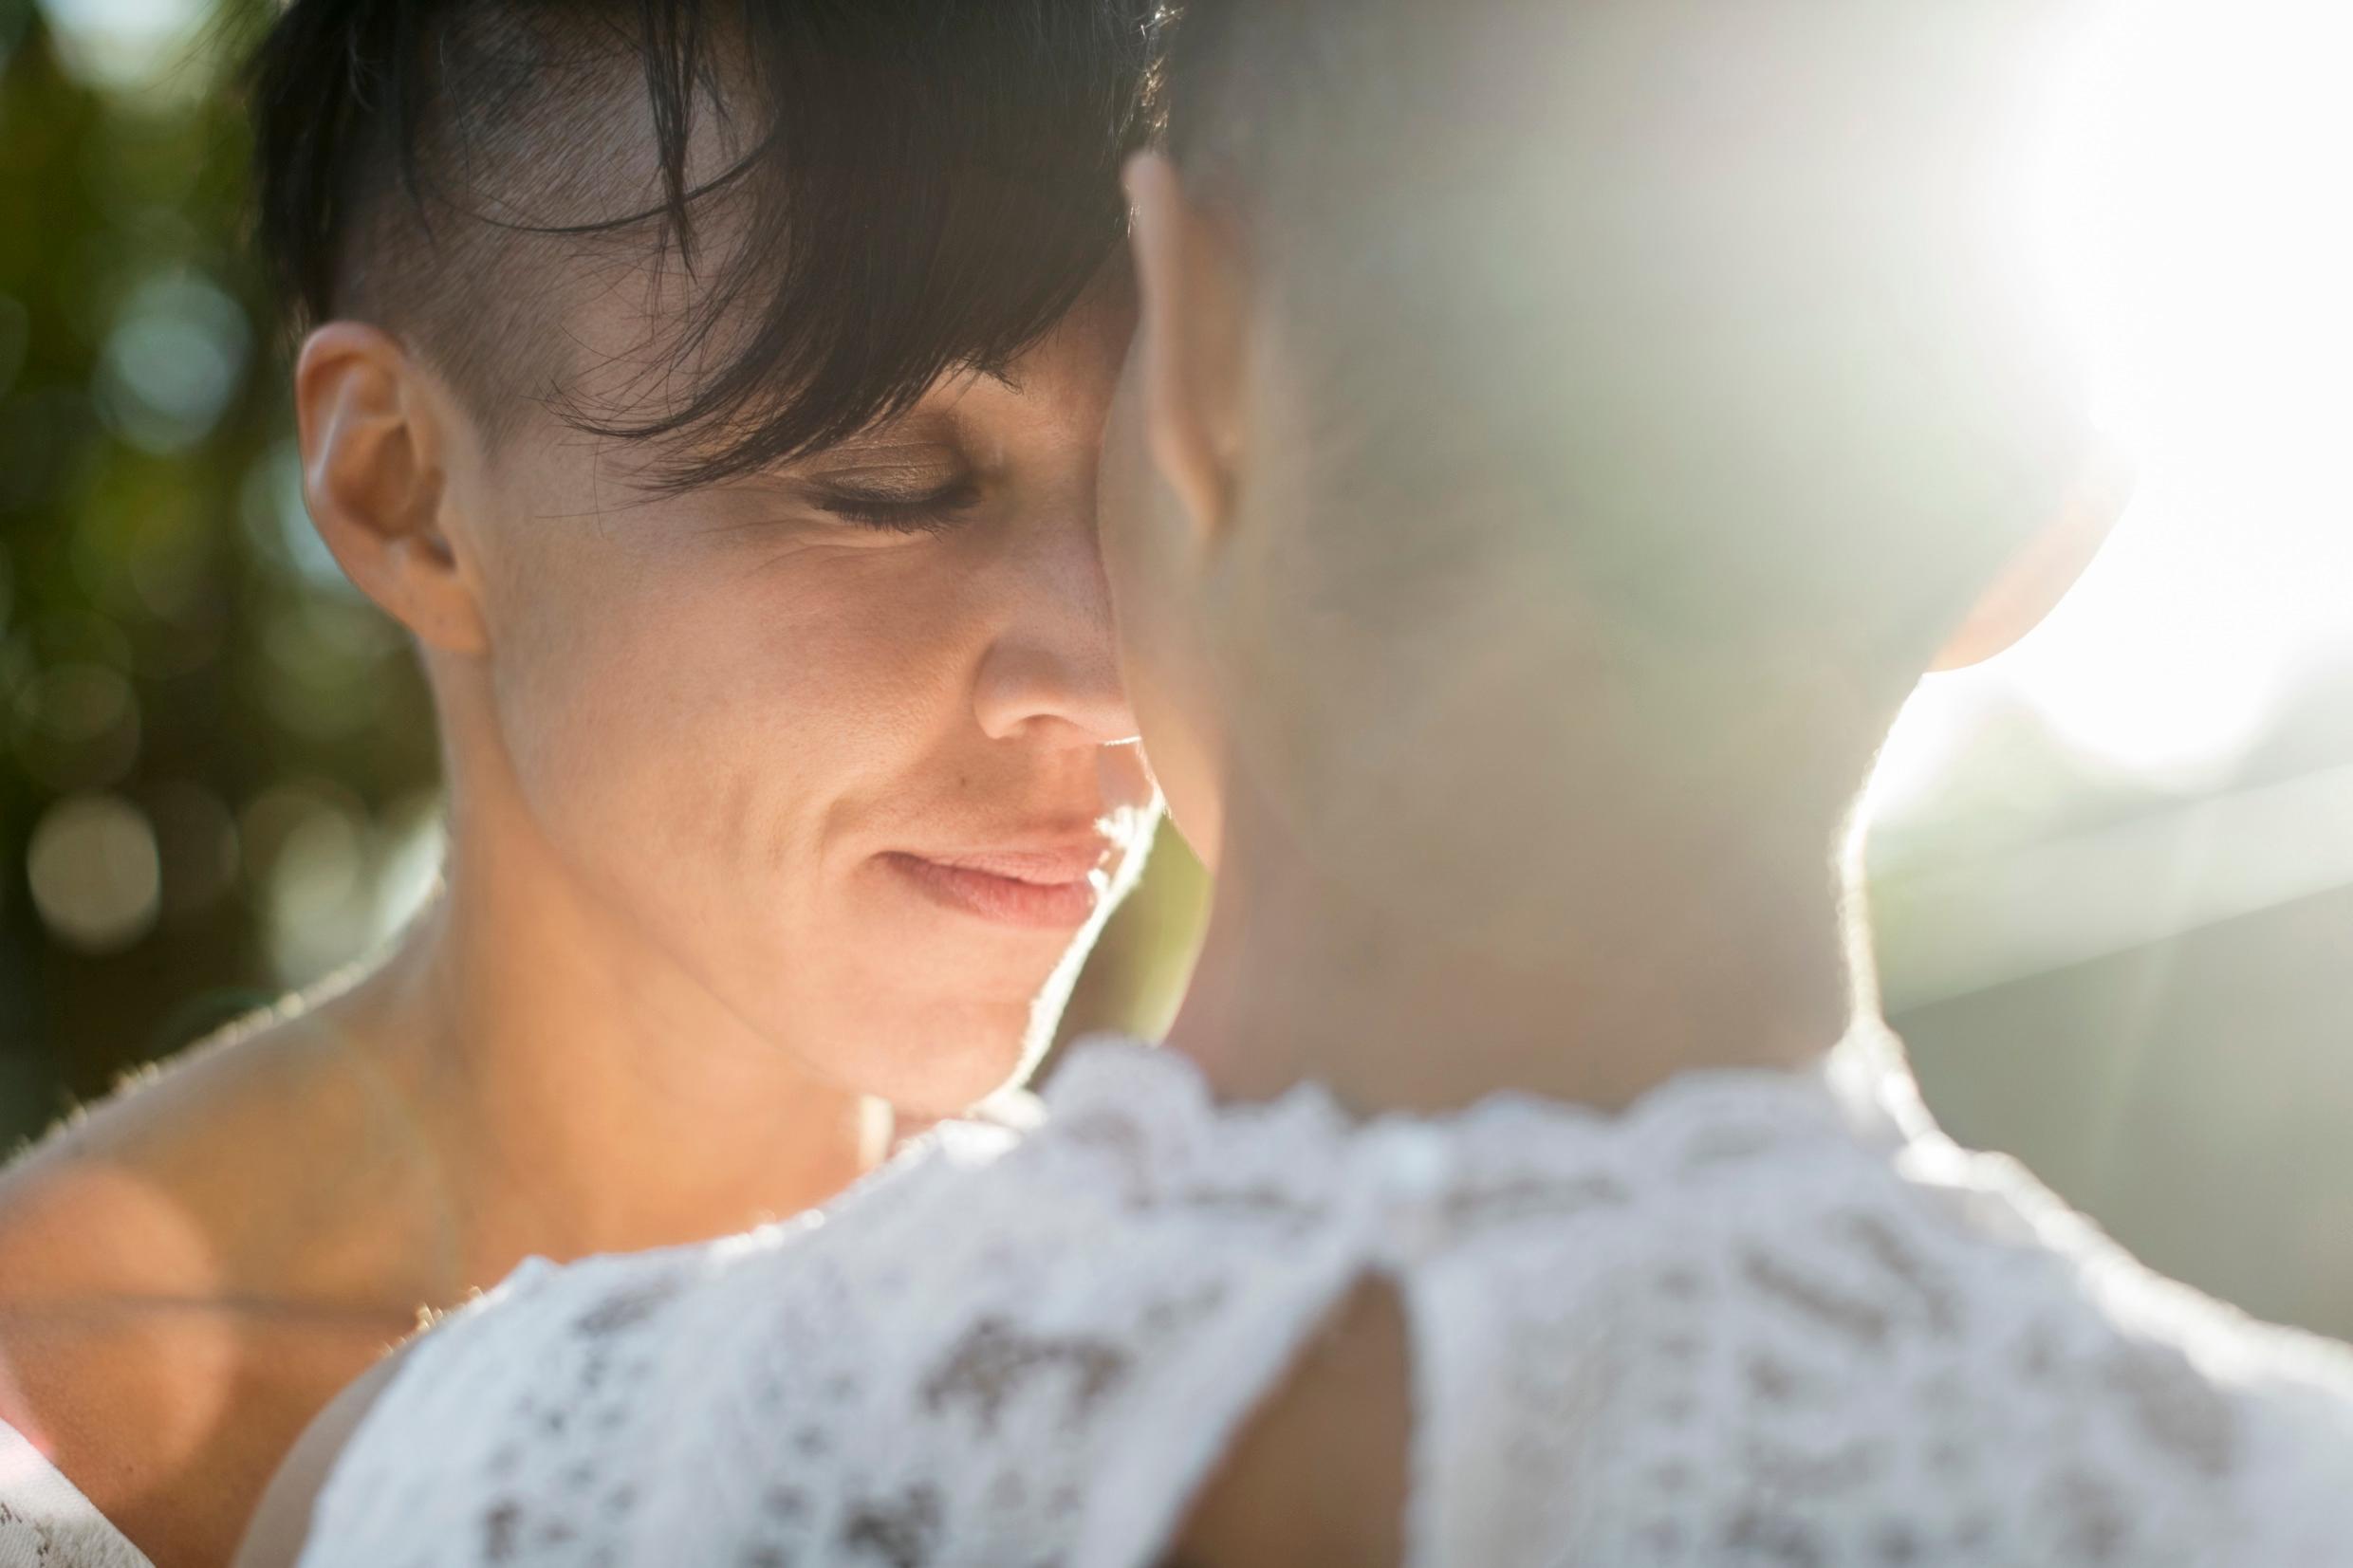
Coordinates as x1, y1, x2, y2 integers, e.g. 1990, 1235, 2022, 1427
814, 479, 985, 535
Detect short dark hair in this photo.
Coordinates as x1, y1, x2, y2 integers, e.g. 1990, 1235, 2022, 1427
247, 0, 1164, 489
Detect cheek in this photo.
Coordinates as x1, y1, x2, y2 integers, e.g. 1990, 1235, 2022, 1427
486, 534, 964, 894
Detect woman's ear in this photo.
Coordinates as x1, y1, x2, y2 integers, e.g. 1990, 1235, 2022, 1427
295, 323, 489, 656
1123, 152, 1252, 549
1931, 447, 2136, 672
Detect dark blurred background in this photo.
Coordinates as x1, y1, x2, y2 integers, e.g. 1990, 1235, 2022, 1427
3, 0, 2348, 1337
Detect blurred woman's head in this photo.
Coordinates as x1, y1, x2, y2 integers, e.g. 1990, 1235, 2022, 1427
1107, 0, 2105, 948
247, 0, 1164, 1114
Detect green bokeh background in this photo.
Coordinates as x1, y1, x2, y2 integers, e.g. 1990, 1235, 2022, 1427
4, 0, 431, 1107
4, 0, 2347, 1339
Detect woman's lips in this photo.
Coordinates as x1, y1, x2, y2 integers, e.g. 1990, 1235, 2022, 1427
879, 849, 1108, 930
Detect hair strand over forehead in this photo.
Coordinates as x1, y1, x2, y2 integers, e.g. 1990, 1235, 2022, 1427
247, 0, 1168, 488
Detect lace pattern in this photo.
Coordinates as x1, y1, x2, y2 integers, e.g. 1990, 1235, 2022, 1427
0, 1418, 152, 1568
302, 1036, 2353, 1568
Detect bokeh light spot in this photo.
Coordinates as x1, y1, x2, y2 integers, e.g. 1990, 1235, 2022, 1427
371, 790, 448, 947
241, 783, 379, 987
28, 792, 162, 953
33, 0, 213, 94
239, 439, 352, 591
93, 270, 250, 456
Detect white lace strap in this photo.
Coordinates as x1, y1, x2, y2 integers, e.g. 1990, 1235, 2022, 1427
0, 1417, 153, 1568
1071, 1114, 1529, 1568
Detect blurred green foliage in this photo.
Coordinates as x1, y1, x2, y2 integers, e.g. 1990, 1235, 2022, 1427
1, 0, 439, 1141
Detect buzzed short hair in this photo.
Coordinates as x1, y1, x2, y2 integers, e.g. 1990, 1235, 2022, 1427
248, 0, 1164, 488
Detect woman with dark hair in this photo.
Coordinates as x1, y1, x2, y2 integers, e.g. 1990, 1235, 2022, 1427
0, 5, 1162, 1564
250, 2, 2353, 1565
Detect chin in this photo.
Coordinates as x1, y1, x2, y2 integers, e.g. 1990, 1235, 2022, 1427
814, 991, 1045, 1114
885, 908, 1116, 1114
855, 1019, 1037, 1120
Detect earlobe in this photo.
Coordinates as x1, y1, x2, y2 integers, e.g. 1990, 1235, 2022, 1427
295, 323, 487, 656
1123, 152, 1249, 550
1930, 447, 2135, 672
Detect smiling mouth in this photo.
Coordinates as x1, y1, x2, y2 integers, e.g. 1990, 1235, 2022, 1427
879, 848, 1111, 931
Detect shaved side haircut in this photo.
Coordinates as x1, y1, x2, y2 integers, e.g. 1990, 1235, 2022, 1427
248, 0, 1165, 486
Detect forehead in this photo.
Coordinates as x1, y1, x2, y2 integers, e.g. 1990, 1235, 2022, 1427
997, 262, 1140, 402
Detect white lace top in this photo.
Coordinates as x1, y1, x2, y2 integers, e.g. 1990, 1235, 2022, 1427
301, 1033, 2353, 1567
0, 1418, 151, 1568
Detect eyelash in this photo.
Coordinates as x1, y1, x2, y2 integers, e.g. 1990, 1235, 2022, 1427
817, 481, 983, 535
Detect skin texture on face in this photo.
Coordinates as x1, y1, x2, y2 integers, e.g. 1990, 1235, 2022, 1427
284, 34, 1161, 1119
451, 276, 1157, 1116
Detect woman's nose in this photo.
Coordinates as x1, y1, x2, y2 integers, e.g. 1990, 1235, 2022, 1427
970, 518, 1140, 749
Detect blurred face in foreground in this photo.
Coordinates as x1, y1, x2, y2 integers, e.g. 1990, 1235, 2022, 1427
1101, 0, 2110, 902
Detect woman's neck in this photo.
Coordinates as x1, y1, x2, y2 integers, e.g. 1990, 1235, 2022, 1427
348, 802, 883, 1288
1165, 785, 1862, 1117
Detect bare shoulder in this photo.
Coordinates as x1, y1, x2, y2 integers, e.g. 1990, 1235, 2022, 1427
0, 980, 435, 1294
0, 986, 433, 1565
